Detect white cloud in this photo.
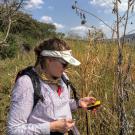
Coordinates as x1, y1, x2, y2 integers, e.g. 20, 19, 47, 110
71, 26, 88, 31
98, 21, 131, 38
123, 22, 135, 35
90, 0, 128, 12
90, 0, 112, 7
40, 16, 64, 30
53, 23, 64, 29
25, 0, 44, 9
70, 26, 89, 36
40, 16, 53, 23
99, 22, 111, 38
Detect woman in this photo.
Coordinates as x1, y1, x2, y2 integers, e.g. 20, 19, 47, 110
7, 38, 96, 135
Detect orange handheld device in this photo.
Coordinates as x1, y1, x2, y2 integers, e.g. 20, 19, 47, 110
87, 100, 101, 110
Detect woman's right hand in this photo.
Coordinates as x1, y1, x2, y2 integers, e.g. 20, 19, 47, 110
50, 119, 75, 133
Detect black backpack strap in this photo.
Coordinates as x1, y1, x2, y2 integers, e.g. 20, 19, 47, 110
15, 66, 44, 109
61, 74, 80, 102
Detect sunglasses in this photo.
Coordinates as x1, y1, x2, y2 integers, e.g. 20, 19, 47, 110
57, 59, 68, 68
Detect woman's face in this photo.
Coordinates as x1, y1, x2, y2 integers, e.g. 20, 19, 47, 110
45, 58, 68, 78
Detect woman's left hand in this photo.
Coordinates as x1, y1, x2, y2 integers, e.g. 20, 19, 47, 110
79, 97, 96, 110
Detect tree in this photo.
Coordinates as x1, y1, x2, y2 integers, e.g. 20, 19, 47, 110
0, 0, 24, 46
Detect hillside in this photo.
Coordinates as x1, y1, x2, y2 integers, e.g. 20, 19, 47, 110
0, 11, 64, 59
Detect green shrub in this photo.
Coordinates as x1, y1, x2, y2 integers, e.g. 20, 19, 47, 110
0, 35, 18, 59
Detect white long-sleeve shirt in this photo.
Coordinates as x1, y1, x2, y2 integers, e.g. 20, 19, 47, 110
7, 74, 78, 135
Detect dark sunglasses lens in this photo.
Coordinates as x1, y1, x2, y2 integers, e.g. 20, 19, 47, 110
63, 63, 68, 68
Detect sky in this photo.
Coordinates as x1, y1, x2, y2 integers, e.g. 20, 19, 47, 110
10, 0, 135, 38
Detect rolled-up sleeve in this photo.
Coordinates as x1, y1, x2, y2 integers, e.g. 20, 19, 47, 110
7, 75, 50, 135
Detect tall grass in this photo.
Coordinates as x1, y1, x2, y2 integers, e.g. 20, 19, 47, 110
67, 40, 135, 135
0, 40, 135, 135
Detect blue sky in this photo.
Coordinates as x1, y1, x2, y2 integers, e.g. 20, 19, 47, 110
24, 0, 135, 38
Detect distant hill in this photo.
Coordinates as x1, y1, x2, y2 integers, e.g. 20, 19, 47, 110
0, 12, 57, 40
0, 12, 65, 59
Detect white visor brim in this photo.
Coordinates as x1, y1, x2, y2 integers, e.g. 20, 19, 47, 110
40, 50, 81, 66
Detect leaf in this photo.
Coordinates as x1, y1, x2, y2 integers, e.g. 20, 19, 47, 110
72, 5, 76, 10
81, 20, 86, 25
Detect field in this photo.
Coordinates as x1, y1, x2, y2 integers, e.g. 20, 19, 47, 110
0, 39, 135, 135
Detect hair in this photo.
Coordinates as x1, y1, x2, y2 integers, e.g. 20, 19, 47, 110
34, 38, 70, 67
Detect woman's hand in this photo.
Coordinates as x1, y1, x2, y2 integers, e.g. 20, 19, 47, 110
50, 119, 75, 133
79, 97, 96, 110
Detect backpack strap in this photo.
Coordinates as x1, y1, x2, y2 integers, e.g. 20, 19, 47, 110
15, 66, 44, 109
15, 67, 79, 109
61, 74, 80, 102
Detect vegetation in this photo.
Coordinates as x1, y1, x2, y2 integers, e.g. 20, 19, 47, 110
68, 40, 135, 135
0, 39, 135, 135
71, 0, 135, 134
0, 0, 135, 135
0, 11, 60, 59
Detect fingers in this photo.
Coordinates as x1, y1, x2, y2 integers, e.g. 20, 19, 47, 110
57, 119, 75, 133
59, 121, 73, 133
66, 119, 75, 127
88, 97, 96, 103
79, 97, 96, 108
81, 97, 96, 103
66, 119, 74, 123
